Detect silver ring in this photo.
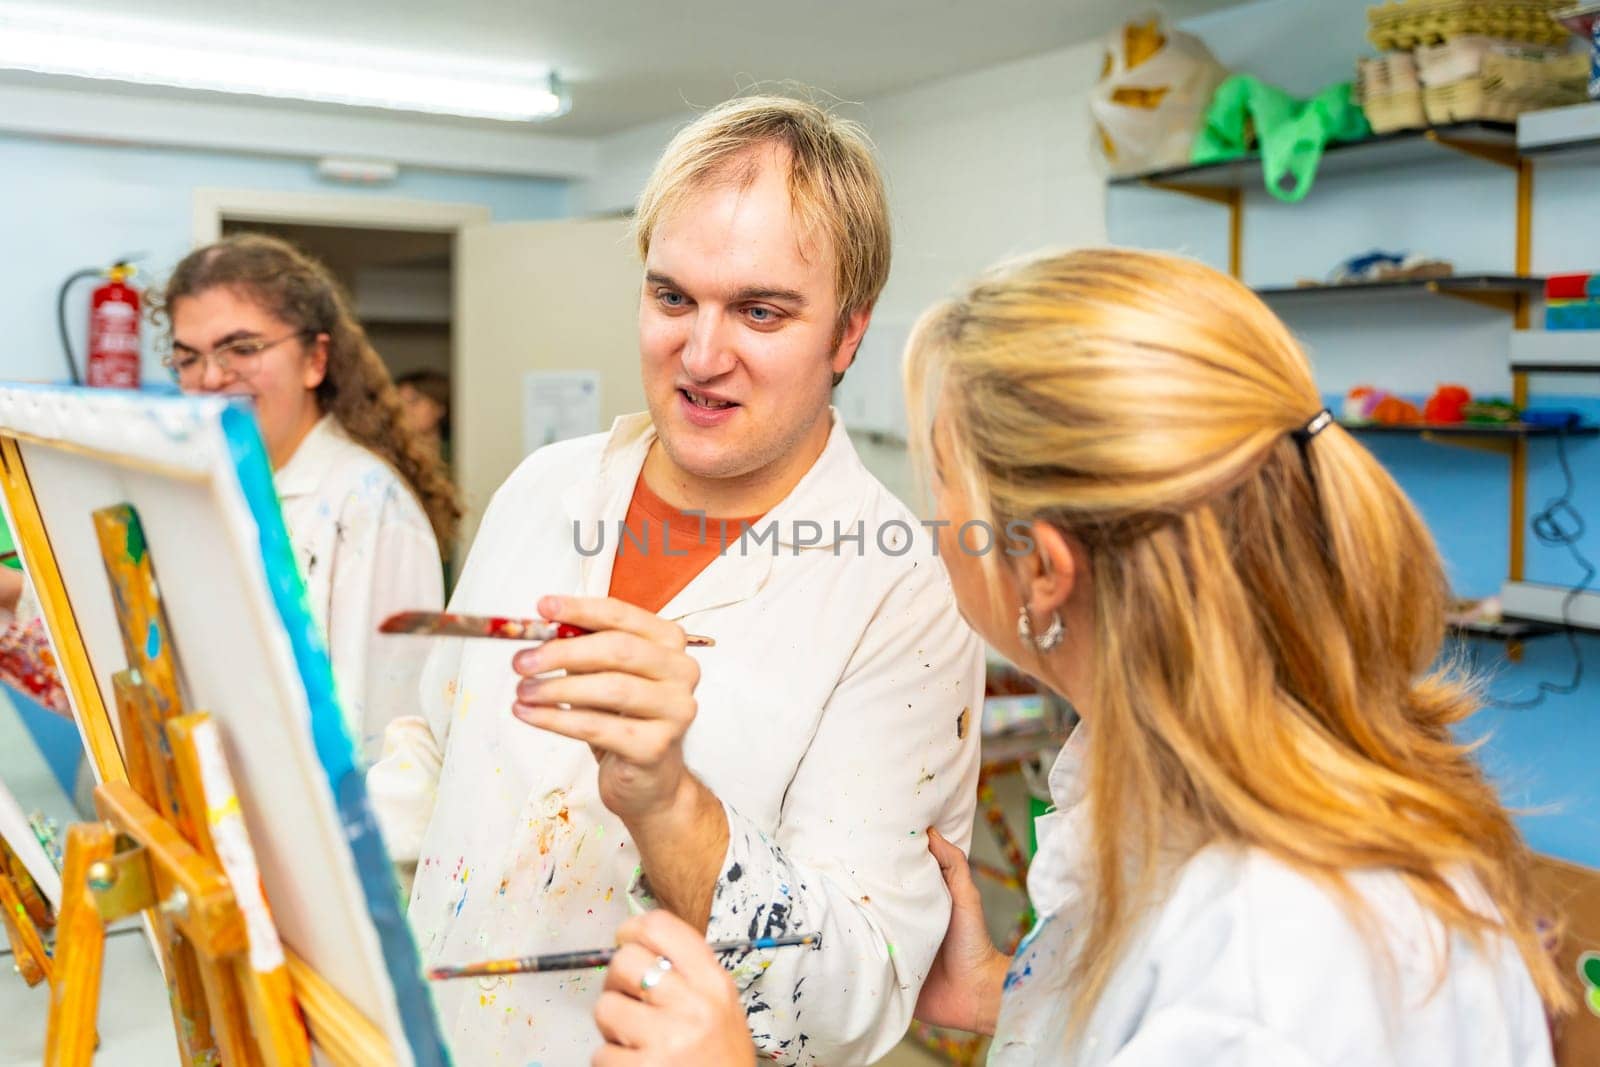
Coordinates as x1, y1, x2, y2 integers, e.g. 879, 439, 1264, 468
639, 955, 672, 992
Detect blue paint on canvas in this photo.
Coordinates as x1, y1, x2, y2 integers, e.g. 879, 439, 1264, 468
220, 403, 452, 1066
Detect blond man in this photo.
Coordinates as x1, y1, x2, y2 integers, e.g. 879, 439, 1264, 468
370, 96, 983, 1065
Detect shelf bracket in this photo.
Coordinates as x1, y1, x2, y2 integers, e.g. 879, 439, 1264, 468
1509, 375, 1529, 581
1427, 132, 1520, 171
1142, 181, 1242, 279
1419, 431, 1517, 456
1141, 180, 1235, 206
1429, 284, 1521, 314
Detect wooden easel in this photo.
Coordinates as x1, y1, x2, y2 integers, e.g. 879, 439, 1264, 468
36, 504, 389, 1067
0, 833, 54, 987
41, 504, 310, 1067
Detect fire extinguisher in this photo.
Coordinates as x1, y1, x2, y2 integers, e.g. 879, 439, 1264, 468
57, 259, 142, 388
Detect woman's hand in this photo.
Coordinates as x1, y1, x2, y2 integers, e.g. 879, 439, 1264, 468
0, 568, 23, 616
592, 910, 756, 1067
512, 596, 701, 823
915, 828, 1011, 1036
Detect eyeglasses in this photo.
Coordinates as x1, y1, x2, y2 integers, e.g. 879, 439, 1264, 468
161, 330, 312, 383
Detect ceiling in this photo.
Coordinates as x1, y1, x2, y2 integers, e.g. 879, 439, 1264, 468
21, 0, 1250, 137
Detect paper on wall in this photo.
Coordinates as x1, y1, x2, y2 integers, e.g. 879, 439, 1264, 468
523, 371, 601, 456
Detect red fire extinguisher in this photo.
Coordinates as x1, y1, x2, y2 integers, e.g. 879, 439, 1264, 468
87, 263, 141, 388
58, 259, 142, 389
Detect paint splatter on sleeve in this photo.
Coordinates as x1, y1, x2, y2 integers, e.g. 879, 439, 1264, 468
625, 806, 824, 1066
669, 556, 985, 1066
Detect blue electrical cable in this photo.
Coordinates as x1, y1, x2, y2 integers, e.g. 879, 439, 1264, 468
1489, 429, 1592, 709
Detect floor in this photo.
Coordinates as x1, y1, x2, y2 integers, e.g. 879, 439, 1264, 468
0, 939, 976, 1067
1, 924, 178, 1067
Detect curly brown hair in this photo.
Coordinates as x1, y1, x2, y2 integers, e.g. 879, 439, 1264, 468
156, 233, 461, 553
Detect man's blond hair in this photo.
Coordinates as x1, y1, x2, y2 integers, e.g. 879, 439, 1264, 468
634, 94, 891, 347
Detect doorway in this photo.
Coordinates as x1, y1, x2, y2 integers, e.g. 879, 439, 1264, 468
191, 190, 643, 550
192, 190, 489, 484
218, 219, 453, 427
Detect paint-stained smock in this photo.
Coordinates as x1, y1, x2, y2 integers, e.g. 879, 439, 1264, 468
274, 414, 443, 762
367, 411, 984, 1066
992, 729, 1555, 1066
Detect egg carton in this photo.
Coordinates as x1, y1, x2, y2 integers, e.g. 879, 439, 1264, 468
1482, 46, 1591, 99
1423, 76, 1525, 120
1421, 53, 1588, 122
1364, 88, 1432, 131
1357, 54, 1431, 130
1359, 50, 1424, 93
1413, 34, 1566, 83
1368, 0, 1572, 50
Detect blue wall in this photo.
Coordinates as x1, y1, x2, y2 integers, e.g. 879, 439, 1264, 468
1108, 0, 1600, 867
0, 133, 570, 384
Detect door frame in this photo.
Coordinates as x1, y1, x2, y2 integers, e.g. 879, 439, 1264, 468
190, 189, 490, 507
191, 188, 489, 245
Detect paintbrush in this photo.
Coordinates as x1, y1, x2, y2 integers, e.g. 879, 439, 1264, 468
428, 932, 820, 980
379, 610, 715, 647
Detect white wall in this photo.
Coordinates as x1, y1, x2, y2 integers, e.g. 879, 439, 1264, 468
579, 114, 694, 217
1, 134, 569, 385
865, 39, 1111, 322
1178, 0, 1367, 94
836, 37, 1111, 478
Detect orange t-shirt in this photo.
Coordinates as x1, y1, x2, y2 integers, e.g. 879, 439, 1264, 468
607, 476, 764, 614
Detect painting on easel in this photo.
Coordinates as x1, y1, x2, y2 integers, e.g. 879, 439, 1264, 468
0, 383, 448, 1066
0, 769, 60, 987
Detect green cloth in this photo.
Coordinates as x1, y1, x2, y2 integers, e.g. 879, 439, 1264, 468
1191, 75, 1371, 202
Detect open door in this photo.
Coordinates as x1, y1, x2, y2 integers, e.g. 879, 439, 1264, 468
454, 218, 643, 551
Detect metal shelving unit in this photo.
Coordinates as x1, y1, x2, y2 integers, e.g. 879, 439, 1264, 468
1109, 114, 1552, 585
1110, 121, 1518, 191
1342, 421, 1598, 438
1255, 274, 1545, 311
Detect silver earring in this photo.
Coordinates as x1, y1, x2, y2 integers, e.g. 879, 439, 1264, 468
1017, 606, 1065, 653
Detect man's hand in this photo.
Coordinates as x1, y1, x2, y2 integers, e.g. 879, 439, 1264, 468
512, 595, 729, 928
0, 568, 23, 617
512, 595, 701, 821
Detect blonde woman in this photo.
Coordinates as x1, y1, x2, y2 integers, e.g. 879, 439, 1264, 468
587, 248, 1564, 1066
159, 234, 460, 760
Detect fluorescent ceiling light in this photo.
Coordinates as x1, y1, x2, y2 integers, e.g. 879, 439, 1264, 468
0, 3, 569, 122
